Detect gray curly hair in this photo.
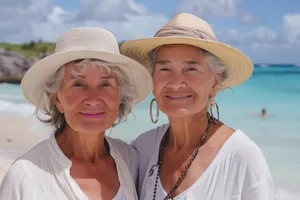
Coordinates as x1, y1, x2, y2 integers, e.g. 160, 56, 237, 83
37, 59, 138, 132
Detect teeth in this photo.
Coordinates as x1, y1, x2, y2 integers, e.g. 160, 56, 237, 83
168, 96, 189, 99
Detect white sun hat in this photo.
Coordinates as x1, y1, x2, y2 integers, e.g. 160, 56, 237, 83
21, 27, 153, 109
120, 13, 254, 91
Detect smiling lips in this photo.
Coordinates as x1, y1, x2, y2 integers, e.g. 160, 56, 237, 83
166, 95, 192, 99
79, 112, 106, 118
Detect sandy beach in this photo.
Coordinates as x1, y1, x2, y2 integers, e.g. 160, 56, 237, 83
0, 113, 48, 183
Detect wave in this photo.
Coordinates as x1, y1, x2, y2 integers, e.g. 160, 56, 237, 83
0, 94, 26, 103
0, 100, 35, 115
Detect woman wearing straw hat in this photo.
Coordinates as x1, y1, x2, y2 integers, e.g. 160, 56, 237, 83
0, 27, 152, 200
121, 13, 274, 200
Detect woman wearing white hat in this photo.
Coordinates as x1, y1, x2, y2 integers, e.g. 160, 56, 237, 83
121, 13, 274, 200
0, 27, 152, 200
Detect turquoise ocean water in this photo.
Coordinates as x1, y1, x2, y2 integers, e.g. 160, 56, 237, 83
0, 64, 300, 199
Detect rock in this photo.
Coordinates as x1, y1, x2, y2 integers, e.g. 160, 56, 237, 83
0, 48, 40, 83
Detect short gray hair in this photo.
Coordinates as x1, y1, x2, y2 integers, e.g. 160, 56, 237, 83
149, 45, 228, 88
37, 59, 138, 132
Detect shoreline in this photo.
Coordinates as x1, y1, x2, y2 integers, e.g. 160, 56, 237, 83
0, 76, 22, 84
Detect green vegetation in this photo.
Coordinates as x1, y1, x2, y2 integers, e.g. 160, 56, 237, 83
0, 40, 126, 57
0, 40, 55, 57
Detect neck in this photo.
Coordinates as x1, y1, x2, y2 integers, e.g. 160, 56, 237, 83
56, 125, 108, 163
168, 109, 210, 150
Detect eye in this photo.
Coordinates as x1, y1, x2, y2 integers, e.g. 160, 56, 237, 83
186, 67, 198, 71
158, 67, 170, 72
72, 82, 84, 87
102, 82, 111, 87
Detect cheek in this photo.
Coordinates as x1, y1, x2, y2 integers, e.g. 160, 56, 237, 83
58, 90, 83, 110
104, 90, 120, 110
153, 75, 166, 97
181, 77, 212, 106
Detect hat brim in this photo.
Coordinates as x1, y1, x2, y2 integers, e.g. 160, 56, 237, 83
21, 49, 153, 109
120, 36, 254, 91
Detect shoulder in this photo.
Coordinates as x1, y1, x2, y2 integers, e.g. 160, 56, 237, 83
9, 139, 52, 174
106, 137, 140, 182
132, 123, 169, 153
2, 138, 53, 182
227, 130, 273, 183
17, 139, 50, 161
1, 160, 28, 184
230, 130, 268, 166
106, 137, 139, 170
230, 132, 274, 198
0, 159, 33, 199
106, 137, 138, 159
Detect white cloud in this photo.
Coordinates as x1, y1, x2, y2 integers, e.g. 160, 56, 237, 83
216, 26, 277, 47
96, 13, 168, 40
177, 0, 242, 18
48, 6, 73, 24
214, 26, 300, 63
21, 0, 167, 43
283, 13, 300, 43
241, 13, 260, 25
0, 0, 55, 42
215, 28, 241, 45
243, 26, 277, 44
0, 0, 167, 43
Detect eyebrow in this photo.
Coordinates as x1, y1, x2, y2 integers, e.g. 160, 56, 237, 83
70, 75, 114, 80
155, 60, 171, 65
155, 60, 200, 65
182, 60, 200, 65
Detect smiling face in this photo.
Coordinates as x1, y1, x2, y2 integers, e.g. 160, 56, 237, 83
53, 61, 120, 134
152, 44, 221, 118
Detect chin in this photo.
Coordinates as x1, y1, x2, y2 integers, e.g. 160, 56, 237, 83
163, 108, 196, 118
72, 122, 113, 134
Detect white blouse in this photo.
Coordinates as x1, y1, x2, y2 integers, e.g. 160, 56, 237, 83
132, 124, 275, 200
0, 133, 139, 200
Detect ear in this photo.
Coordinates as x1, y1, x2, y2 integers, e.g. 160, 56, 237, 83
52, 93, 64, 113
210, 73, 222, 98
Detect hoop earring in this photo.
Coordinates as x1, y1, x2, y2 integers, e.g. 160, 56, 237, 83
208, 98, 219, 124
149, 98, 159, 123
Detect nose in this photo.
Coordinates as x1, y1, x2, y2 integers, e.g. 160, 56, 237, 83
84, 98, 101, 107
83, 89, 102, 107
167, 72, 186, 90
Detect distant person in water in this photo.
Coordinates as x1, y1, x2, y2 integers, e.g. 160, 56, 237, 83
261, 108, 267, 117
251, 108, 268, 118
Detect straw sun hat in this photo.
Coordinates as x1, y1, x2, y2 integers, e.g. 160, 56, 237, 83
21, 27, 153, 109
120, 13, 254, 90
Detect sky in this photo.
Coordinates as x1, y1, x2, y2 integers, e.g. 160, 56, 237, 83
0, 0, 300, 64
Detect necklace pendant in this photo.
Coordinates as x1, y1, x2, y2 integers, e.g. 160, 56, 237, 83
149, 168, 154, 177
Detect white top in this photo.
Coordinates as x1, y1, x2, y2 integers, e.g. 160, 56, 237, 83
0, 134, 139, 200
132, 124, 275, 200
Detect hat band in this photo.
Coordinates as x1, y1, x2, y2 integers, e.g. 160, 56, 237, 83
154, 25, 216, 41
